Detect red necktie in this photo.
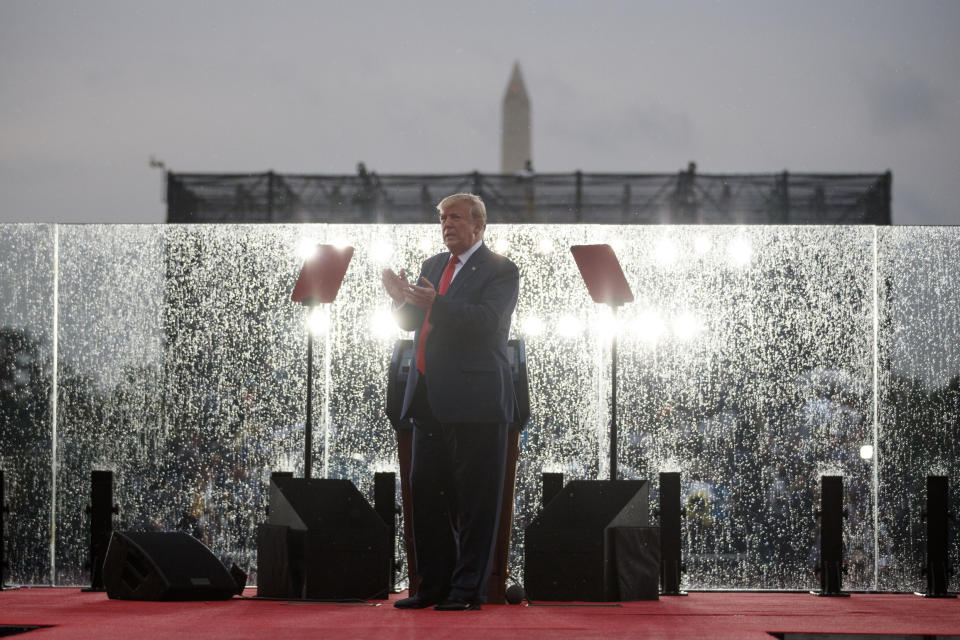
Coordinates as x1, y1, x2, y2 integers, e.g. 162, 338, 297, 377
416, 255, 460, 374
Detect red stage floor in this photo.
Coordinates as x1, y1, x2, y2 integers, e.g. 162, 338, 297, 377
1, 588, 959, 639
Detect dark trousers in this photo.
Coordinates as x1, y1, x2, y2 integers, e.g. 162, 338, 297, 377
408, 378, 508, 603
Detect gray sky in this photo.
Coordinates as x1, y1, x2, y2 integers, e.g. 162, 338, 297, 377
1, 0, 958, 224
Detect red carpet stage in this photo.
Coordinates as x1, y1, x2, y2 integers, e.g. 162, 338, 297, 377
2, 589, 959, 639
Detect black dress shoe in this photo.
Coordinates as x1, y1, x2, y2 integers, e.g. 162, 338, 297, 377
434, 598, 482, 611
393, 595, 437, 609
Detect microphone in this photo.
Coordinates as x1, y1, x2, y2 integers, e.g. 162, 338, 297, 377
505, 583, 526, 605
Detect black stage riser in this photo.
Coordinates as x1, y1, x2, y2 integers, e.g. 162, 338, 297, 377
525, 480, 659, 601
258, 477, 391, 600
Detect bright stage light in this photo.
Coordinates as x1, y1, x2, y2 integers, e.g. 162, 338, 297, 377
694, 235, 711, 255
727, 237, 752, 267
653, 239, 678, 266
308, 307, 329, 335
372, 308, 398, 339
672, 312, 702, 341
331, 236, 351, 250
494, 237, 511, 254
537, 238, 554, 255
556, 314, 583, 338
859, 444, 874, 460
418, 235, 435, 253
521, 316, 544, 336
369, 239, 394, 265
298, 238, 320, 260
596, 311, 622, 336
634, 309, 665, 344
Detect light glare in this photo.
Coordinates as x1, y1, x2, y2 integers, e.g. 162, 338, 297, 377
372, 309, 398, 339
596, 312, 623, 336
694, 235, 711, 254
298, 238, 320, 260
308, 307, 329, 335
522, 316, 544, 336
635, 309, 665, 344
727, 237, 752, 267
673, 312, 702, 341
369, 239, 394, 265
556, 315, 582, 338
653, 239, 678, 266
418, 236, 435, 253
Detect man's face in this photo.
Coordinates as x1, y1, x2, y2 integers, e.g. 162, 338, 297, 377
440, 200, 483, 255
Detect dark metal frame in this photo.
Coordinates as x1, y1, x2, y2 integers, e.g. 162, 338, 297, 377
166, 167, 892, 225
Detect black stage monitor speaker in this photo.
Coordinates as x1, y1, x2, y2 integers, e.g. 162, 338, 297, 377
257, 477, 391, 600
386, 338, 530, 430
1, 469, 6, 589
921, 475, 954, 598
542, 472, 564, 509
525, 480, 658, 601
659, 471, 685, 595
813, 475, 848, 597
86, 470, 115, 591
102, 531, 239, 601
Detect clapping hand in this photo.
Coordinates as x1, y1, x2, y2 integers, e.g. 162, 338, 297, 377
404, 277, 436, 309
381, 268, 409, 304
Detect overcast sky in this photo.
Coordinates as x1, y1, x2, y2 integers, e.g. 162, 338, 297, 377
1, 0, 958, 224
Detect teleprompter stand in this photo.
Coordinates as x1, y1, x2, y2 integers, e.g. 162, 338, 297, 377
569, 243, 635, 481
525, 244, 659, 602
289, 243, 354, 480
256, 242, 393, 602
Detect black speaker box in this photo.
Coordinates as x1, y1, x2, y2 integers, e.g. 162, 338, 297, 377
87, 470, 115, 590
923, 475, 952, 597
525, 479, 658, 601
257, 477, 391, 600
1, 469, 6, 589
815, 475, 847, 596
612, 526, 661, 601
659, 471, 684, 595
103, 531, 238, 601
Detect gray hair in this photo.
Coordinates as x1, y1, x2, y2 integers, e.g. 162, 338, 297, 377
437, 193, 487, 227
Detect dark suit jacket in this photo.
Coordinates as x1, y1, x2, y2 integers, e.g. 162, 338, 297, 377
396, 242, 520, 425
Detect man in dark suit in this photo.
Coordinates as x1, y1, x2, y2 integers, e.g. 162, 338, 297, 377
381, 193, 519, 611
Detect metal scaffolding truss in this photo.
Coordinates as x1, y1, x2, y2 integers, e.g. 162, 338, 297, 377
166, 165, 891, 225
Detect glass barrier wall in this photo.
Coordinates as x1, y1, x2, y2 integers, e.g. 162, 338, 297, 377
877, 227, 960, 592
0, 223, 956, 592
0, 225, 55, 586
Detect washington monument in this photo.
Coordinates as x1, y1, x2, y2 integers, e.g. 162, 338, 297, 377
501, 62, 531, 173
